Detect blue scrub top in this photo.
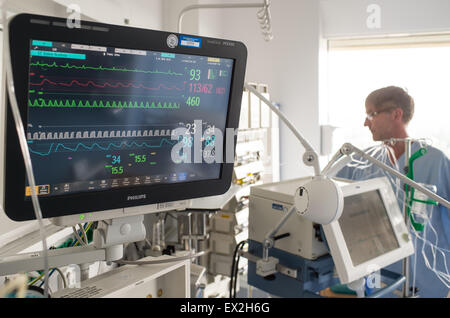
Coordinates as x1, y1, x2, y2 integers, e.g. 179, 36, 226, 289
335, 142, 450, 298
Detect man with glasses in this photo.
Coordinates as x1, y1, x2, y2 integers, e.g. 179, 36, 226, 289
334, 86, 450, 298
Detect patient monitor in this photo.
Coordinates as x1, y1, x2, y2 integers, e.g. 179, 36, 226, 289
0, 14, 247, 226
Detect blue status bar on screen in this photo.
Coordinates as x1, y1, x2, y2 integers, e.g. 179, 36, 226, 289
32, 40, 53, 47
30, 50, 86, 60
161, 53, 175, 58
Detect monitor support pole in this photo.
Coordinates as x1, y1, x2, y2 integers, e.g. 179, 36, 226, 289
401, 140, 412, 298
244, 84, 321, 176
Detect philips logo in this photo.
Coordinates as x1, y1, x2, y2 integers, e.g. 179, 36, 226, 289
127, 194, 147, 201
222, 41, 235, 47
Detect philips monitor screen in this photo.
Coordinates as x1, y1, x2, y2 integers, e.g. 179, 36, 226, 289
2, 14, 247, 221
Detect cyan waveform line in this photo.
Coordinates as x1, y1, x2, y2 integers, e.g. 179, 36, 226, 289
30, 61, 184, 76
29, 139, 178, 156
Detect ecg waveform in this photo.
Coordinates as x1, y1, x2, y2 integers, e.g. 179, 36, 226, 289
30, 61, 184, 76
30, 77, 185, 91
28, 99, 181, 109
29, 139, 178, 156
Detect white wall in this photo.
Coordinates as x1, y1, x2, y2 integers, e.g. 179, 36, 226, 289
51, 0, 163, 29
162, 0, 199, 34
321, 0, 450, 38
1, 0, 68, 20
191, 0, 323, 180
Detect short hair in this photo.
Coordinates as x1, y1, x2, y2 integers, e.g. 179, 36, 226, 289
365, 86, 415, 124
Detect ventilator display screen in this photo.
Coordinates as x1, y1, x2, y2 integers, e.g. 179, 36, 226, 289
25, 39, 234, 197
338, 190, 400, 266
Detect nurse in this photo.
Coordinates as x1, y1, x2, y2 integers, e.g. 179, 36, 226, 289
335, 86, 450, 298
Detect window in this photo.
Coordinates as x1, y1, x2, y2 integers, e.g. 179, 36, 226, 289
327, 35, 450, 157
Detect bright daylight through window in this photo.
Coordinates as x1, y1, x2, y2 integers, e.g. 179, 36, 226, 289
327, 40, 450, 157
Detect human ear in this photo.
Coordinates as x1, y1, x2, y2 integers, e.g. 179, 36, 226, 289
393, 108, 403, 121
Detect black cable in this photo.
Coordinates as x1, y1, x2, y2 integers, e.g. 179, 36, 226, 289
229, 240, 247, 298
229, 242, 240, 297
233, 243, 245, 298
229, 245, 238, 298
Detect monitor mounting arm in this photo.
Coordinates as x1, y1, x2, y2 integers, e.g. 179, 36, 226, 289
244, 84, 321, 176
0, 215, 146, 277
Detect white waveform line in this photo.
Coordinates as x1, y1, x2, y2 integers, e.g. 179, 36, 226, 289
27, 129, 175, 140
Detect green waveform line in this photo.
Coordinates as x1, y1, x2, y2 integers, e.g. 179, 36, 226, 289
30, 61, 184, 76
28, 99, 181, 109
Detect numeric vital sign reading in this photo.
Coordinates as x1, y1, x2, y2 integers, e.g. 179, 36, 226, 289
26, 39, 234, 197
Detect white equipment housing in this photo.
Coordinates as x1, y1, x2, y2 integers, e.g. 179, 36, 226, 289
249, 176, 414, 285
323, 177, 414, 284
249, 177, 330, 260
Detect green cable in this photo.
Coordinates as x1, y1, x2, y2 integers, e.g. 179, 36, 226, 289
28, 222, 94, 285
404, 148, 438, 232
28, 272, 45, 286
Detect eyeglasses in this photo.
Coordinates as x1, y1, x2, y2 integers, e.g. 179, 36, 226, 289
365, 108, 395, 121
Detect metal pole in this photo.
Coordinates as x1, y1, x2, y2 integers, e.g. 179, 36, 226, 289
402, 140, 412, 298
245, 84, 321, 176
262, 205, 297, 260
178, 3, 264, 33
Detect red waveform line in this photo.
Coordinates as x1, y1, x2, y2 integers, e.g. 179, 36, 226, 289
30, 77, 185, 91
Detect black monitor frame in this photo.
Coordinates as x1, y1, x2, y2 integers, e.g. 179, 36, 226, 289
3, 13, 247, 221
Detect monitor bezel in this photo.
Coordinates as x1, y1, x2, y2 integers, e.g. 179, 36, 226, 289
2, 13, 247, 221
323, 177, 414, 284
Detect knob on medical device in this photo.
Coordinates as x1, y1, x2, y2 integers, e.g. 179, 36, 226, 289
294, 176, 344, 224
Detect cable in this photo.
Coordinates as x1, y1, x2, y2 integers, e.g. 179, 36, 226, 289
28, 272, 45, 286
71, 222, 93, 247
256, 0, 273, 41
38, 268, 67, 289
55, 268, 67, 289
72, 226, 87, 246
38, 270, 54, 288
178, 2, 274, 42
1, 3, 50, 298
234, 242, 247, 298
78, 223, 89, 245
233, 242, 246, 298
229, 240, 247, 298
